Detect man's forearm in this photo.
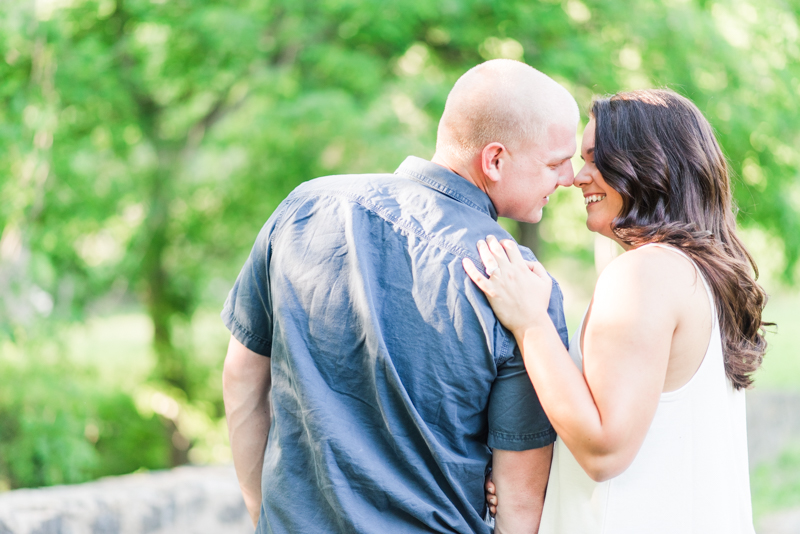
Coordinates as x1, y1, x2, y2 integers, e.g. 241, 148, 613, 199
223, 337, 272, 527
227, 390, 270, 526
492, 444, 553, 534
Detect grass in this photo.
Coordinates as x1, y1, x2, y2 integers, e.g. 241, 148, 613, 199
752, 444, 800, 522
64, 313, 155, 391
755, 288, 800, 390
59, 309, 233, 466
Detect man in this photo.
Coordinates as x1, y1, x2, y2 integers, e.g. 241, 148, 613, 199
222, 59, 578, 533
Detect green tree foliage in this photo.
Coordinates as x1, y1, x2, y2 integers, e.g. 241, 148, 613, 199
0, 0, 797, 480
0, 357, 169, 489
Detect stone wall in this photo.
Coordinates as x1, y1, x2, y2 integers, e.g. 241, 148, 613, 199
0, 466, 251, 534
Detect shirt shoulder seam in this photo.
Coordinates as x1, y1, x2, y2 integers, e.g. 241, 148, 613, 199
284, 188, 488, 267
396, 168, 490, 216
266, 196, 306, 250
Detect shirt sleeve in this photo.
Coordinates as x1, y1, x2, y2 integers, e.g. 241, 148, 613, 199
486, 278, 569, 451
221, 203, 291, 357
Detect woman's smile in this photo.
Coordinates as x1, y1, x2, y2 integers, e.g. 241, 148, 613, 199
573, 118, 624, 240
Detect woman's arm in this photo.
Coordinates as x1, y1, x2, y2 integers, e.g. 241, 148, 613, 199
464, 237, 678, 481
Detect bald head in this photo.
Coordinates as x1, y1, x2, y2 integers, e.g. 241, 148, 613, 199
436, 60, 578, 164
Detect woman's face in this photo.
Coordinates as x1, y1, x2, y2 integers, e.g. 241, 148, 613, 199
574, 118, 625, 241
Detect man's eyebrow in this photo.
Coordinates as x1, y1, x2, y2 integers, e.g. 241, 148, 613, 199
549, 153, 574, 164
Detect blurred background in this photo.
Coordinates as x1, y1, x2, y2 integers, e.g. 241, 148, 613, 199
1, 0, 798, 525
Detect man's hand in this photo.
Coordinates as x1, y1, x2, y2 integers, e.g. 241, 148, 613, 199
491, 445, 553, 534
223, 336, 272, 527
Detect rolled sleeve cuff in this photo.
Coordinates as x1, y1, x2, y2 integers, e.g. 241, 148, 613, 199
488, 427, 557, 451
221, 307, 272, 357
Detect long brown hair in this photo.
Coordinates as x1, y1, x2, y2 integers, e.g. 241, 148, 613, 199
592, 89, 768, 389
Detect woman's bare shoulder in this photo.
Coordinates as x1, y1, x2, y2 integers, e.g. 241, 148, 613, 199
594, 245, 699, 315
602, 245, 696, 282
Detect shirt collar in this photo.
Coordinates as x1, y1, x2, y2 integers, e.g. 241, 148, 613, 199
394, 156, 498, 220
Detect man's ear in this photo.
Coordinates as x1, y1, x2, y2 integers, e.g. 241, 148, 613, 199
481, 143, 507, 184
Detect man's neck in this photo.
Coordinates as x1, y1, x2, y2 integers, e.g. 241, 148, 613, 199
430, 151, 489, 194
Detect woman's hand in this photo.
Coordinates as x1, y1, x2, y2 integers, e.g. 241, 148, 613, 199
462, 235, 553, 337
485, 476, 497, 516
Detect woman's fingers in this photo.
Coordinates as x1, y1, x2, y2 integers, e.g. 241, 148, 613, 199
477, 235, 534, 280
500, 239, 525, 264
476, 240, 500, 277
485, 235, 511, 267
463, 258, 491, 291
529, 259, 549, 279
484, 477, 497, 516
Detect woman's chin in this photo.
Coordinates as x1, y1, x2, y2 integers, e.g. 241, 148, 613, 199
585, 220, 602, 234
585, 220, 614, 239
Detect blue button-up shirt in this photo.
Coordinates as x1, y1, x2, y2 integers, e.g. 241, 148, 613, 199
222, 156, 568, 534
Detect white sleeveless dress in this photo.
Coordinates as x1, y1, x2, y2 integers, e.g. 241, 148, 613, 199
538, 244, 755, 534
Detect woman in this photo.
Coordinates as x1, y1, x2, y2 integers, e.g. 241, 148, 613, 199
463, 89, 768, 533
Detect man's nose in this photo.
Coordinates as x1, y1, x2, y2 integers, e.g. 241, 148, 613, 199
557, 164, 575, 187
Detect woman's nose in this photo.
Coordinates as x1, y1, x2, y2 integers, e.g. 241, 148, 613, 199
573, 164, 592, 187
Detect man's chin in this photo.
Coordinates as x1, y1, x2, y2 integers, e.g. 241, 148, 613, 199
500, 207, 543, 224
520, 211, 543, 224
